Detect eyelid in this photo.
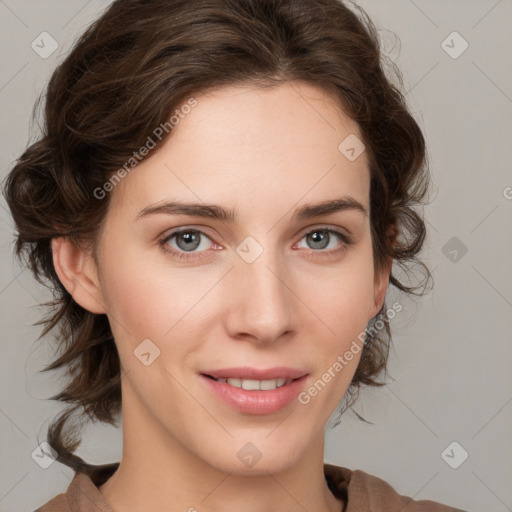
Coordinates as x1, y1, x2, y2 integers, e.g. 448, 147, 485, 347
159, 225, 219, 244
296, 223, 353, 242
159, 223, 353, 245
158, 223, 354, 260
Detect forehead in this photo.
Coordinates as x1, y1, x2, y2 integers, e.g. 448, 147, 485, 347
108, 81, 370, 222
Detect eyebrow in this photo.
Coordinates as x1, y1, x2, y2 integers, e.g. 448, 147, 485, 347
135, 197, 368, 223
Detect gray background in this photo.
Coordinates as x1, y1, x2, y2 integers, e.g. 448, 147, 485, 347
1, 1, 511, 511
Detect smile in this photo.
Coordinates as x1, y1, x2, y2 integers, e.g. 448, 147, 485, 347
206, 376, 294, 390
200, 373, 309, 414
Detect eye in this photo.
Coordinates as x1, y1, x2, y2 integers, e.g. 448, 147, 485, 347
158, 228, 217, 261
295, 227, 353, 258
158, 226, 354, 262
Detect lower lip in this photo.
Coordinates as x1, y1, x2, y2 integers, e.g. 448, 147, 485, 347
200, 374, 309, 415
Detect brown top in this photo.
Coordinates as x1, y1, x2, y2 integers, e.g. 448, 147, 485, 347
34, 462, 467, 512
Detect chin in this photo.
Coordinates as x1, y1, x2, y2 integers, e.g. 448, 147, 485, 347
199, 434, 308, 476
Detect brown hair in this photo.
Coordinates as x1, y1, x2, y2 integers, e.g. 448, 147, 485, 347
3, 0, 431, 473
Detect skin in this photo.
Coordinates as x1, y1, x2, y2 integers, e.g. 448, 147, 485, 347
52, 81, 391, 512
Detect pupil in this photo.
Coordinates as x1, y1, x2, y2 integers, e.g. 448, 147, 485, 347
309, 230, 328, 250
178, 231, 200, 251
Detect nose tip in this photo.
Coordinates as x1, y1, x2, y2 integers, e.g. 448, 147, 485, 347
224, 250, 294, 344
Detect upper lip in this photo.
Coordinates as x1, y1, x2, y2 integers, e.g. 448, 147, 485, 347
201, 367, 309, 380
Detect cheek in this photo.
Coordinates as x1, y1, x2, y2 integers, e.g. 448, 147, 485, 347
300, 267, 374, 412
303, 250, 376, 340
96, 238, 170, 351
101, 263, 162, 337
298, 249, 375, 407
98, 239, 218, 356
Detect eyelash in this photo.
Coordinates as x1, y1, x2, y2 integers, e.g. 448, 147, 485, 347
157, 226, 354, 262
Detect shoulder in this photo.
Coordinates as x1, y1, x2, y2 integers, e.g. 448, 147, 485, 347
324, 463, 468, 512
33, 493, 72, 512
33, 463, 118, 512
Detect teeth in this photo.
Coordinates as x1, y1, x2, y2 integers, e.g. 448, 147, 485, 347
214, 377, 292, 390
241, 379, 260, 390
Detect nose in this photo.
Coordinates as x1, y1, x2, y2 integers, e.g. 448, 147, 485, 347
223, 240, 295, 345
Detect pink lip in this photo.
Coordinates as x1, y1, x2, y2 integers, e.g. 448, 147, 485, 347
199, 372, 309, 415
201, 366, 308, 380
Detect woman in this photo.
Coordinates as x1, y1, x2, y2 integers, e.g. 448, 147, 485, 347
3, 0, 466, 510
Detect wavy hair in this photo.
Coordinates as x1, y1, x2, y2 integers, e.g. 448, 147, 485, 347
3, 0, 431, 473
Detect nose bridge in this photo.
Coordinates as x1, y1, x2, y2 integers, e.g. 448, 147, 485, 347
226, 233, 293, 342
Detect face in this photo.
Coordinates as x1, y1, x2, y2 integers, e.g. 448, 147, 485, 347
78, 82, 389, 474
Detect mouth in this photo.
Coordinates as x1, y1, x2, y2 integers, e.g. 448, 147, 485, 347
199, 371, 310, 415
202, 374, 298, 391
